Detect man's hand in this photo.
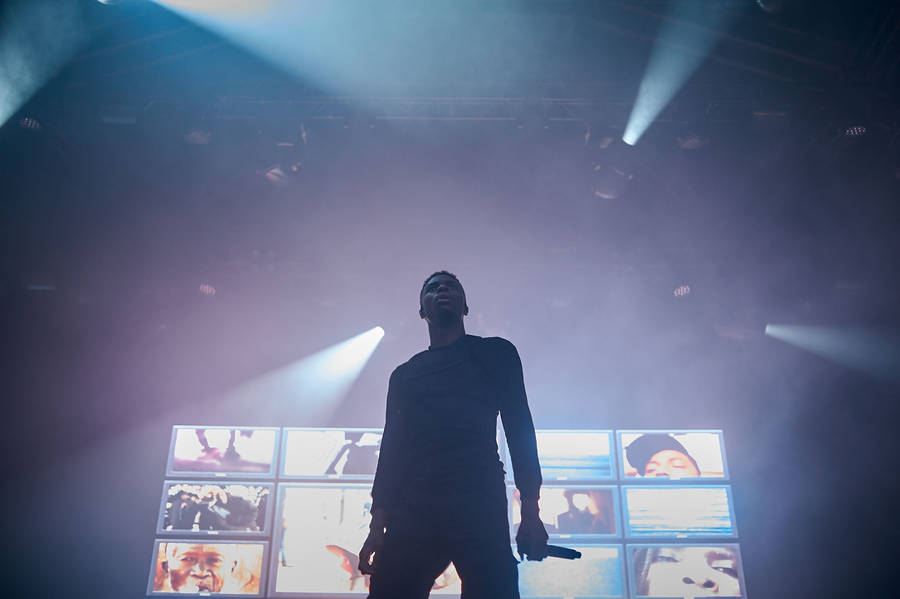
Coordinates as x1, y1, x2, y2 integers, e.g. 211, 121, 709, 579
515, 498, 549, 561
358, 509, 387, 575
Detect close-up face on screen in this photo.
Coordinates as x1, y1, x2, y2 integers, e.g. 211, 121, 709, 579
631, 545, 743, 598
170, 427, 278, 476
620, 432, 725, 480
160, 482, 271, 534
150, 541, 265, 595
281, 429, 382, 478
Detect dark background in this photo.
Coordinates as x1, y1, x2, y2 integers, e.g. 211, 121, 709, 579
2, 0, 899, 597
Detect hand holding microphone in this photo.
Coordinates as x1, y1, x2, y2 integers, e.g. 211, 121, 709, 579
516, 502, 580, 561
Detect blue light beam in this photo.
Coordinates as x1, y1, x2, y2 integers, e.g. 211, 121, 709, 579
0, 0, 88, 127
150, 0, 402, 96
765, 324, 900, 381
152, 1, 542, 97
225, 326, 386, 421
622, 1, 734, 146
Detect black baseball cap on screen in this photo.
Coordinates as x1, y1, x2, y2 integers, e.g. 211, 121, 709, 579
625, 433, 699, 475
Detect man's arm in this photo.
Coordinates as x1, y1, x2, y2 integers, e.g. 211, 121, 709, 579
359, 366, 404, 574
492, 339, 548, 560
369, 366, 405, 515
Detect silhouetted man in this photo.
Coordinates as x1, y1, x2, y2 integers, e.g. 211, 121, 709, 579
358, 270, 548, 599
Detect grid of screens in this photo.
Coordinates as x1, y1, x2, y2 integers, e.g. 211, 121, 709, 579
151, 427, 744, 598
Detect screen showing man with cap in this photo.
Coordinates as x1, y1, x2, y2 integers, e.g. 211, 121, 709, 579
625, 433, 700, 478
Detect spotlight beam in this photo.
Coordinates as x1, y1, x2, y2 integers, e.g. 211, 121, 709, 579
0, 0, 88, 127
150, 0, 394, 96
225, 326, 386, 422
765, 324, 900, 381
622, 0, 735, 146
151, 1, 547, 99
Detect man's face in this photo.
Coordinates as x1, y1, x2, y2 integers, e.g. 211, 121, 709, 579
643, 450, 700, 478
420, 274, 467, 324
166, 544, 228, 593
644, 546, 741, 596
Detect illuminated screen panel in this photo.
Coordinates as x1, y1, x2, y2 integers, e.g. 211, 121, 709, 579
156, 481, 273, 536
626, 543, 746, 598
621, 486, 737, 538
618, 430, 728, 480
167, 426, 280, 478
271, 483, 460, 597
281, 428, 382, 480
510, 485, 620, 539
529, 430, 614, 482
147, 539, 267, 596
517, 544, 625, 598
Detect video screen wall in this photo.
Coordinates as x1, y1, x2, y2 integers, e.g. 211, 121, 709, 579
150, 427, 745, 598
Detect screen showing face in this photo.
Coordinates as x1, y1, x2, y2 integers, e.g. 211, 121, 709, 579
159, 483, 271, 534
622, 486, 736, 538
169, 427, 278, 476
620, 431, 726, 479
149, 541, 265, 595
281, 429, 382, 478
511, 486, 618, 537
274, 484, 459, 595
630, 544, 744, 597
518, 545, 625, 598
533, 431, 613, 481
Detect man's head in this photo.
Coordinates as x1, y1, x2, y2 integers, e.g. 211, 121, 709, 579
419, 270, 469, 324
626, 434, 700, 478
163, 543, 229, 593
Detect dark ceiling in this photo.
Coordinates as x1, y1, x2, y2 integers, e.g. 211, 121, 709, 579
14, 0, 900, 125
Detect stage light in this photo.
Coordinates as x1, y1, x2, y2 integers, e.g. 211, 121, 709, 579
184, 128, 212, 144
591, 163, 633, 200
673, 284, 691, 297
318, 326, 385, 379
756, 0, 788, 14
225, 326, 386, 420
261, 165, 288, 185
150, 0, 342, 96
677, 133, 708, 150
0, 0, 87, 127
844, 125, 866, 137
259, 161, 302, 185
623, 1, 734, 146
19, 116, 41, 130
765, 324, 900, 381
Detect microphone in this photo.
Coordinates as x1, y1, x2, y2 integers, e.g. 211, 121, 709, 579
546, 544, 581, 560
520, 545, 582, 561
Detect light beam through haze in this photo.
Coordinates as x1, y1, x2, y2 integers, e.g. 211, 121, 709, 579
765, 324, 900, 381
622, 1, 734, 146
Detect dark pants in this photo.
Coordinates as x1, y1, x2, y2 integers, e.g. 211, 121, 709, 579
368, 492, 519, 599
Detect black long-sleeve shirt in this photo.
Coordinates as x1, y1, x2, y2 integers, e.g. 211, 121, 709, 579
371, 335, 541, 516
